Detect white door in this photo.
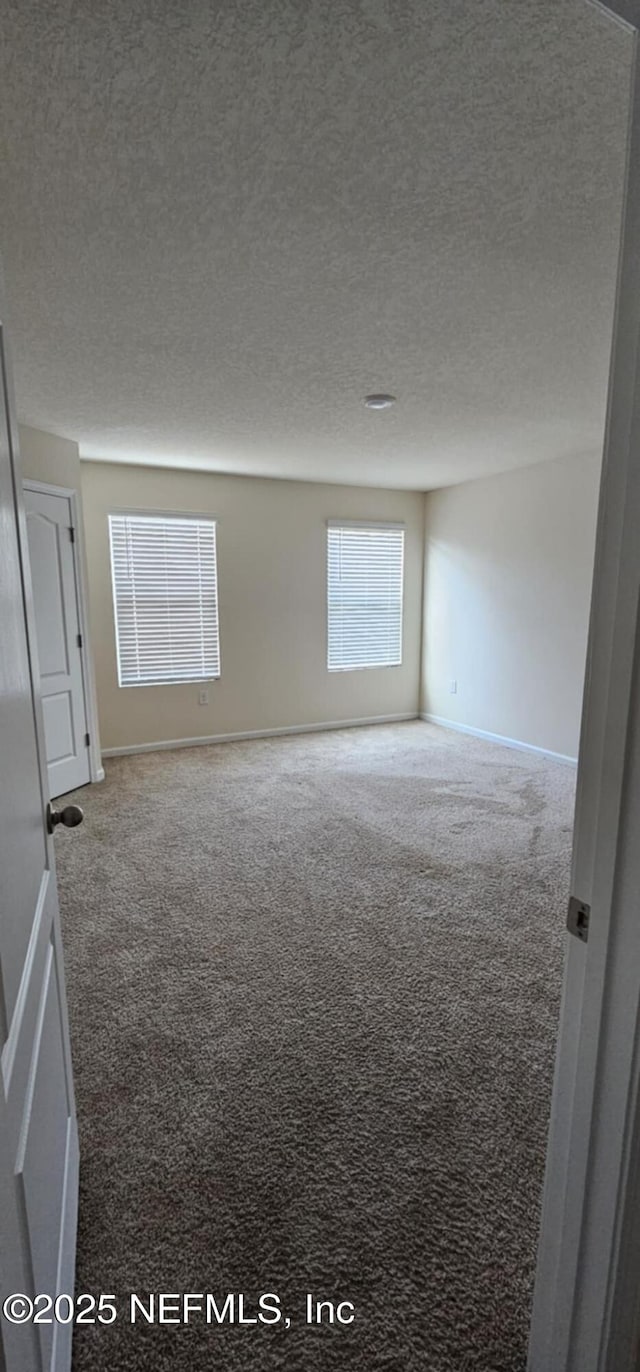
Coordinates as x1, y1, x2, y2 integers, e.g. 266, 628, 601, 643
528, 4, 640, 1369
0, 310, 79, 1372
24, 486, 91, 798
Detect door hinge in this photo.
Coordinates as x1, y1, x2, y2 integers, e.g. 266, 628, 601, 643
567, 895, 590, 943
76, 632, 83, 649
84, 732, 90, 747
69, 525, 75, 543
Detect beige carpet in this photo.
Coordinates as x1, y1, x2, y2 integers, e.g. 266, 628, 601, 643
55, 720, 574, 1372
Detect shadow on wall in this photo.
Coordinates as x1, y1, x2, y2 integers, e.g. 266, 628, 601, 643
421, 451, 602, 760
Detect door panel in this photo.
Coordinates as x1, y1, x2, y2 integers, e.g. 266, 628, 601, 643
3, 874, 54, 1159
24, 489, 90, 798
20, 946, 72, 1371
0, 312, 79, 1372
27, 513, 69, 677
0, 481, 48, 1029
42, 695, 75, 765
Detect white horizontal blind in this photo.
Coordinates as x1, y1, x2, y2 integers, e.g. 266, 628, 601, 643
109, 514, 221, 686
327, 522, 404, 671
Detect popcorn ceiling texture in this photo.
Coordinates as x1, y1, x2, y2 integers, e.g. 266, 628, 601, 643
55, 721, 574, 1370
0, 0, 633, 487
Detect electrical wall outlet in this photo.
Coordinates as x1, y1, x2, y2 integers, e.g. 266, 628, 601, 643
449, 679, 457, 695
198, 689, 209, 706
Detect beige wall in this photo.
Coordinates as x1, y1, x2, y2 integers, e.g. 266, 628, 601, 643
19, 423, 81, 487
421, 451, 602, 760
80, 461, 424, 751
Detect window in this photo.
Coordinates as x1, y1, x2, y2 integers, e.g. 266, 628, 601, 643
108, 513, 221, 686
327, 521, 404, 671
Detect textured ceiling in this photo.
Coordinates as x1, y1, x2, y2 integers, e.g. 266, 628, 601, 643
0, 0, 633, 489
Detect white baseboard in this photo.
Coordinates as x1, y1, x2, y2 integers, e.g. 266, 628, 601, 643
101, 712, 419, 758
420, 713, 578, 766
94, 766, 105, 783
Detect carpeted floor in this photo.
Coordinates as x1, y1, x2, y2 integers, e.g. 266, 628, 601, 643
55, 720, 575, 1372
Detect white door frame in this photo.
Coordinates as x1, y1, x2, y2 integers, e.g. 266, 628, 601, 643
528, 3, 640, 1368
23, 478, 103, 787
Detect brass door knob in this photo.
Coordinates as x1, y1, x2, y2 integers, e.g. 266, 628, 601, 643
47, 803, 84, 834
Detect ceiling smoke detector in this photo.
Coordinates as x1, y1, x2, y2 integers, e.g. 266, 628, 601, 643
364, 393, 396, 410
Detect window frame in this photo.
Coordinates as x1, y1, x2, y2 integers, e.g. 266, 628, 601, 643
108, 508, 221, 689
326, 518, 405, 673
